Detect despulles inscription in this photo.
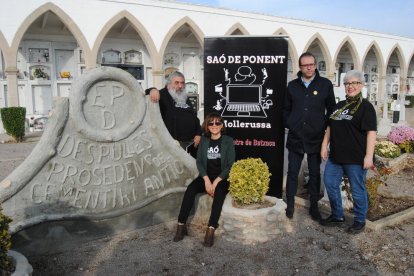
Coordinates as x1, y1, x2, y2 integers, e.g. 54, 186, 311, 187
29, 129, 185, 209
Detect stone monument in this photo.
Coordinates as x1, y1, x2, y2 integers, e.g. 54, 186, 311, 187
0, 67, 198, 254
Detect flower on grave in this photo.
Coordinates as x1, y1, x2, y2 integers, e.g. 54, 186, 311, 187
375, 140, 402, 158
33, 68, 47, 79
60, 71, 71, 78
387, 126, 414, 153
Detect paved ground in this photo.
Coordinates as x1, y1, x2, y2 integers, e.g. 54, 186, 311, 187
1, 132, 414, 275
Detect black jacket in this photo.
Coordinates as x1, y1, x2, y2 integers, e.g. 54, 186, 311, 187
283, 70, 336, 154
147, 87, 201, 141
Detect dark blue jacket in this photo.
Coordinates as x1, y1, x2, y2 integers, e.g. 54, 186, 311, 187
283, 70, 336, 154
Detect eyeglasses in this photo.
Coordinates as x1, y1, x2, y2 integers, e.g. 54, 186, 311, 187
344, 82, 361, 88
299, 63, 315, 68
208, 121, 223, 126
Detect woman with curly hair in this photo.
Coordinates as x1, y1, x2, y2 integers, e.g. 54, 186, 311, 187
173, 113, 235, 246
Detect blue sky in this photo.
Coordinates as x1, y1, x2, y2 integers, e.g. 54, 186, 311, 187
178, 0, 414, 38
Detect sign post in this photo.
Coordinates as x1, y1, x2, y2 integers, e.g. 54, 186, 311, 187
204, 36, 288, 197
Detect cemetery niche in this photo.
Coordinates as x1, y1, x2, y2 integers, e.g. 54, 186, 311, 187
0, 67, 198, 253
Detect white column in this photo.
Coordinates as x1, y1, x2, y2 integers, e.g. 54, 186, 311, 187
5, 67, 19, 107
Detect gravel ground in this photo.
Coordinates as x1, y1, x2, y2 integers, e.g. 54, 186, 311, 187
1, 133, 414, 275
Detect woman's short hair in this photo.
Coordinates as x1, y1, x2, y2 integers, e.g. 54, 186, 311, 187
343, 70, 365, 84
202, 113, 225, 135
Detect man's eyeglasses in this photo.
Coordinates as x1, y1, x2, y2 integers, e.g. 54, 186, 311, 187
208, 121, 223, 126
299, 63, 315, 68
344, 82, 361, 88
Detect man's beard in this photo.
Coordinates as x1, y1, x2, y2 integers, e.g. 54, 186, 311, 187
168, 87, 189, 108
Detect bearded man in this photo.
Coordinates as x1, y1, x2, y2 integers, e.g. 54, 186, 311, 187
146, 71, 201, 149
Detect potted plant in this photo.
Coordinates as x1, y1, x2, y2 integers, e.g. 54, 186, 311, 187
374, 138, 413, 169
375, 140, 402, 158
221, 158, 288, 244
228, 158, 271, 207
0, 205, 33, 275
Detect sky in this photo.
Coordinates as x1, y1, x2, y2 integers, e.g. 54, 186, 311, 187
177, 0, 414, 38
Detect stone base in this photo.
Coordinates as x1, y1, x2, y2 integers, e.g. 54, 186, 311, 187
7, 250, 33, 276
11, 192, 184, 256
221, 195, 287, 245
375, 153, 414, 173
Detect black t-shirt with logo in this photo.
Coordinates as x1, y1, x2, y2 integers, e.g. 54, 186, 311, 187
329, 99, 377, 165
206, 137, 222, 180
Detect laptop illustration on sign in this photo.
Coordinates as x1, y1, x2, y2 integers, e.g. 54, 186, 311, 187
221, 84, 267, 118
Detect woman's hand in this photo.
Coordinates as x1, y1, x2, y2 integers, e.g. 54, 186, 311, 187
211, 177, 222, 197
363, 155, 375, 169
203, 177, 214, 197
321, 127, 330, 161
321, 146, 329, 161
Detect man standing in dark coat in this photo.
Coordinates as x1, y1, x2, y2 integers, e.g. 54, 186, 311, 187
146, 71, 201, 150
283, 52, 336, 220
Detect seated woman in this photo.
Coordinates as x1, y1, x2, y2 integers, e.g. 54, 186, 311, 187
320, 70, 377, 234
173, 113, 235, 247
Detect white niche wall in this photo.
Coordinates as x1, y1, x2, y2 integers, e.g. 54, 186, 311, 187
21, 40, 78, 115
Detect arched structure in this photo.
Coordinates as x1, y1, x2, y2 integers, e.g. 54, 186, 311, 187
0, 0, 412, 126
303, 33, 333, 77
274, 27, 299, 80
159, 16, 204, 60
9, 2, 89, 67
91, 10, 157, 71
332, 37, 361, 71
225, 23, 250, 35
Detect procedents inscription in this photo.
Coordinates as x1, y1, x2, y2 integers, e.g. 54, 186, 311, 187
29, 130, 185, 209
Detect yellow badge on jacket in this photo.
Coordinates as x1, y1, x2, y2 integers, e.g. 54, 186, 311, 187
313, 91, 318, 95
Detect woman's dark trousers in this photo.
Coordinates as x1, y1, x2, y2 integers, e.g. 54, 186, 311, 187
178, 176, 229, 228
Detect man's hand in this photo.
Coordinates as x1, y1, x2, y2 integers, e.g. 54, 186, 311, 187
193, 135, 201, 147
150, 89, 160, 103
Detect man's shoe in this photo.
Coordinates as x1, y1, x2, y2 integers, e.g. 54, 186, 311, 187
285, 207, 294, 219
203, 226, 215, 247
309, 204, 321, 221
173, 223, 187, 242
347, 221, 365, 234
319, 215, 345, 226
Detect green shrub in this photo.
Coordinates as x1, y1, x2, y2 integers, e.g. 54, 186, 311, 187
228, 158, 271, 205
0, 107, 26, 142
398, 140, 414, 153
0, 205, 12, 272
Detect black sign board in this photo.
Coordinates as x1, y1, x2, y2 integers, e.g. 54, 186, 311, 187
204, 36, 288, 197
